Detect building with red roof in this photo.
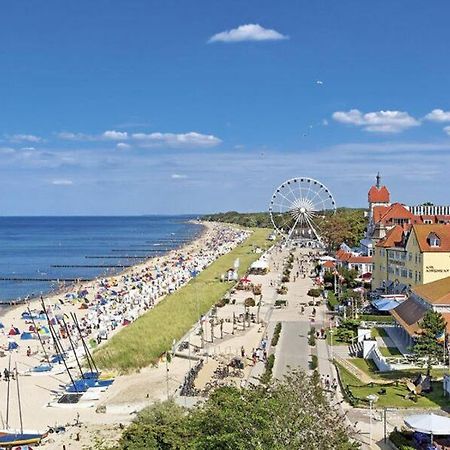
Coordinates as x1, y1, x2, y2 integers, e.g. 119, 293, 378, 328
372, 223, 450, 293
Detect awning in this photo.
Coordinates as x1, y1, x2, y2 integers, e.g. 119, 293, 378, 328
405, 413, 450, 436
372, 298, 400, 311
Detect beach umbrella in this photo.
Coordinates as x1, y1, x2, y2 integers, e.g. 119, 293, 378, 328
405, 413, 450, 440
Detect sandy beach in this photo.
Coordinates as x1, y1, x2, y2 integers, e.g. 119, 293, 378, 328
0, 221, 251, 448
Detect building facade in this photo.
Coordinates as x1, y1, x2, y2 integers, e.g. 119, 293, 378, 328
372, 224, 450, 292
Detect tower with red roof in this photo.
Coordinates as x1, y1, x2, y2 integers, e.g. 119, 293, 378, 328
367, 173, 391, 236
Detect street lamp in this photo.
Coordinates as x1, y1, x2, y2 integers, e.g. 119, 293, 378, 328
367, 394, 379, 448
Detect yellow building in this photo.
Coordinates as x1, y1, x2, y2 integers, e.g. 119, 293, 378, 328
372, 224, 450, 293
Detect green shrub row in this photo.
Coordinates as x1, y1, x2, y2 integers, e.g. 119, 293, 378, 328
389, 431, 415, 450
308, 327, 316, 347
271, 322, 282, 346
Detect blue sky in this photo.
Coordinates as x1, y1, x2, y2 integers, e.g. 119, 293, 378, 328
1, 0, 450, 215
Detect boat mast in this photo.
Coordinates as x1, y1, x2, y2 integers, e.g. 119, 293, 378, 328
27, 304, 50, 365
15, 363, 23, 435
5, 354, 11, 430
71, 312, 98, 374
61, 316, 85, 379
41, 298, 79, 392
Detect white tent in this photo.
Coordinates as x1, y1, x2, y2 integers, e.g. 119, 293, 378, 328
405, 413, 450, 438
250, 259, 269, 270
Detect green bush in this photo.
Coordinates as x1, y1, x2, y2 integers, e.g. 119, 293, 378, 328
326, 291, 339, 310
271, 322, 282, 346
360, 314, 394, 323
310, 354, 318, 370
308, 328, 316, 347
389, 430, 415, 450
260, 354, 276, 383
281, 275, 289, 283
307, 288, 322, 298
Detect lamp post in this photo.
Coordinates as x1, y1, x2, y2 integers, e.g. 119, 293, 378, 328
367, 394, 379, 448
329, 326, 333, 361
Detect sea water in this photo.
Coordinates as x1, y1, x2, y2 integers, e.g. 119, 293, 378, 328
0, 216, 203, 302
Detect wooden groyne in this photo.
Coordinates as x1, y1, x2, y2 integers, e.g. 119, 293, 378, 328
51, 264, 132, 269
0, 277, 89, 282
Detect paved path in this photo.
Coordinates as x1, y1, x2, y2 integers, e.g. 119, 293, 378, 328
273, 320, 310, 378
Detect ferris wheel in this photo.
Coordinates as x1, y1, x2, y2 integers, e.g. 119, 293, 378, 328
269, 177, 336, 243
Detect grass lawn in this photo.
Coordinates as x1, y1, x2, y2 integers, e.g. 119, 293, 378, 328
371, 327, 388, 338
379, 346, 403, 357
326, 332, 349, 346
336, 362, 448, 408
326, 291, 339, 309
348, 358, 448, 382
94, 228, 273, 372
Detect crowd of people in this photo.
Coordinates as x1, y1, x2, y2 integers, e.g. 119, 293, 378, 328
2, 224, 251, 369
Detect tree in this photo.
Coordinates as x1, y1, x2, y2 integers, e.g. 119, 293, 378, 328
117, 400, 189, 450
114, 371, 359, 450
413, 310, 447, 373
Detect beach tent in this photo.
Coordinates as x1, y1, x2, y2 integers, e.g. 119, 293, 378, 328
20, 332, 34, 340
7, 340, 19, 351
8, 327, 20, 336
0, 322, 4, 329
405, 413, 450, 440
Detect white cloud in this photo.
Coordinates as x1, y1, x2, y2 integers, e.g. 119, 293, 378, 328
131, 132, 222, 148
51, 179, 73, 186
316, 80, 323, 85
56, 131, 92, 141
208, 24, 288, 43
332, 109, 420, 133
444, 126, 450, 136
56, 130, 220, 148
424, 109, 450, 122
116, 142, 131, 150
8, 134, 42, 143
103, 130, 128, 140
171, 173, 188, 179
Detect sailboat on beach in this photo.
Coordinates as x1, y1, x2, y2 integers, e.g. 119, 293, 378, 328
0, 358, 47, 448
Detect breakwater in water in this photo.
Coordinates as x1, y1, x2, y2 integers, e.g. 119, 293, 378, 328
0, 215, 203, 302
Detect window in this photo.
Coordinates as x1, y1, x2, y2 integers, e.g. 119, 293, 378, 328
427, 233, 441, 247
408, 252, 412, 261
409, 270, 413, 279
418, 272, 421, 282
